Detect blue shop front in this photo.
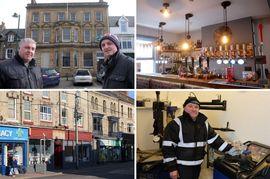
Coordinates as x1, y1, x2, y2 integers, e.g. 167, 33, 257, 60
0, 125, 28, 175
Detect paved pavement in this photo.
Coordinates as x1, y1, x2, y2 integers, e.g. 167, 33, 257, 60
0, 161, 134, 179
44, 77, 102, 89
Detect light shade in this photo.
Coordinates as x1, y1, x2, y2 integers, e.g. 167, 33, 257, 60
160, 3, 171, 18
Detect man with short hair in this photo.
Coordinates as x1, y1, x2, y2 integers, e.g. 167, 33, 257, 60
162, 97, 238, 179
98, 33, 134, 89
0, 38, 43, 88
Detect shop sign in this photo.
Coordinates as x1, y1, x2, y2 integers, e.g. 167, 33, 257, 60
99, 139, 121, 147
0, 126, 28, 141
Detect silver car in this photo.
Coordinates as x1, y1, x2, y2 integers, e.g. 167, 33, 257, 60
73, 69, 93, 85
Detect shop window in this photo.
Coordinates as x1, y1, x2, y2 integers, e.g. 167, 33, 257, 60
40, 105, 52, 121
29, 139, 52, 165
61, 108, 67, 125
103, 100, 106, 113
23, 100, 31, 121
7, 98, 16, 121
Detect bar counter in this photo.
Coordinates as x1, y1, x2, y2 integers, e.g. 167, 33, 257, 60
137, 73, 268, 89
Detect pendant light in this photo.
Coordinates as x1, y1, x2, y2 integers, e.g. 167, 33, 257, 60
181, 13, 193, 51
214, 1, 232, 45
156, 22, 166, 51
160, 2, 171, 18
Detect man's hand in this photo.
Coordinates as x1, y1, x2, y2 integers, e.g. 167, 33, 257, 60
169, 170, 179, 179
226, 147, 239, 156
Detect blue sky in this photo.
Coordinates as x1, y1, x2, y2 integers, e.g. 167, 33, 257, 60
128, 91, 135, 99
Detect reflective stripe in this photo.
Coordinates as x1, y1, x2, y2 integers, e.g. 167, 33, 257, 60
177, 159, 204, 166
207, 134, 219, 144
178, 141, 206, 148
174, 118, 181, 126
218, 142, 228, 151
163, 140, 177, 147
205, 121, 209, 135
163, 157, 177, 163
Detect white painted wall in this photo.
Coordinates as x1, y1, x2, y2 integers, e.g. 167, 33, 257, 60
137, 25, 181, 43
137, 91, 270, 148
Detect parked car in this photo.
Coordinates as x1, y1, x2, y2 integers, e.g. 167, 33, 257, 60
73, 69, 93, 85
41, 68, 60, 87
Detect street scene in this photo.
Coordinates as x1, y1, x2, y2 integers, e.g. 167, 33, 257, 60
0, 91, 135, 178
1, 161, 134, 179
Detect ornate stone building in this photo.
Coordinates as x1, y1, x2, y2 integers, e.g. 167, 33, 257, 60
25, 0, 109, 76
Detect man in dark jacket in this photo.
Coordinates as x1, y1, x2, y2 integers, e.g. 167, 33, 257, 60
98, 33, 134, 89
162, 97, 238, 179
0, 38, 43, 89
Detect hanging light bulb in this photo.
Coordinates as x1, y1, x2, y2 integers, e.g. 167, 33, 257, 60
182, 42, 190, 50
181, 13, 193, 51
221, 1, 232, 45
160, 3, 171, 18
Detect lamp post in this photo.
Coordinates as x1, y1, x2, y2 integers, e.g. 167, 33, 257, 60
12, 12, 20, 50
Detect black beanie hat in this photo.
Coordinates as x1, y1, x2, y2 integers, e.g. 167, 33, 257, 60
183, 97, 200, 107
99, 33, 120, 51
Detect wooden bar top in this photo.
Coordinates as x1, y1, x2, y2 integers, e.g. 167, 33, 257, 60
137, 73, 268, 89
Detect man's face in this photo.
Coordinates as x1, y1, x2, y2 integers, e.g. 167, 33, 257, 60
101, 39, 118, 59
19, 42, 36, 63
184, 103, 199, 120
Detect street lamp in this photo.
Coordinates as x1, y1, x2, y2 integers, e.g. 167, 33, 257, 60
12, 12, 20, 50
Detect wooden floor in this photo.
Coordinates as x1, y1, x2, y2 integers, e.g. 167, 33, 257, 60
199, 162, 214, 179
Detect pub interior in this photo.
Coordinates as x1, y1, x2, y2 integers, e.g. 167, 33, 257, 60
136, 0, 270, 89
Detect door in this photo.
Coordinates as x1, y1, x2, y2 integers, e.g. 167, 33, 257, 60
54, 140, 63, 169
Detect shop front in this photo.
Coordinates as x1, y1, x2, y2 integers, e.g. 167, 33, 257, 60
97, 138, 122, 163
64, 130, 93, 168
119, 132, 134, 161
0, 125, 28, 176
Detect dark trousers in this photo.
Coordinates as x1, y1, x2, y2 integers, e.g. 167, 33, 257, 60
178, 164, 201, 179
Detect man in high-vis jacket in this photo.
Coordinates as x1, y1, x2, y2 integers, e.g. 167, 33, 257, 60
162, 97, 237, 179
